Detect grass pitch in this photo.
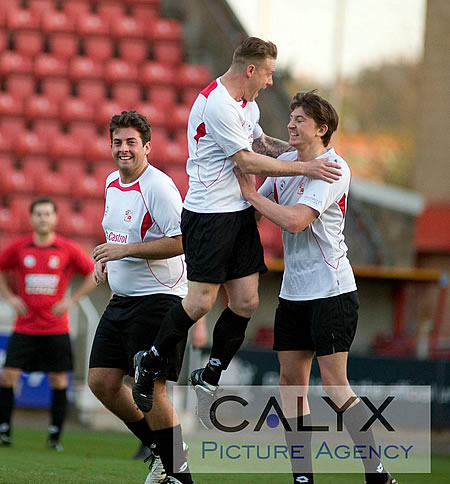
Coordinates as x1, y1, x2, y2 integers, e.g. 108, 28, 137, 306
0, 427, 448, 483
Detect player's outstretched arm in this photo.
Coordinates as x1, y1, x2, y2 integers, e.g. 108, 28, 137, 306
252, 133, 293, 158
232, 149, 341, 182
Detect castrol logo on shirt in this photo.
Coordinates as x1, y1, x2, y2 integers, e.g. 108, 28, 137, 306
105, 230, 129, 244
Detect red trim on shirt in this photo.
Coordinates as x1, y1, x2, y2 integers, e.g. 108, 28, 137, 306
200, 79, 218, 98
241, 100, 247, 108
108, 178, 141, 193
194, 122, 206, 144
140, 211, 153, 240
274, 182, 279, 204
338, 193, 346, 217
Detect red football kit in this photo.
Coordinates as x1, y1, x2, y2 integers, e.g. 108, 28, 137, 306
0, 234, 94, 335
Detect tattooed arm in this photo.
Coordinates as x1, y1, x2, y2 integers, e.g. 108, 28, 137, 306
252, 133, 294, 158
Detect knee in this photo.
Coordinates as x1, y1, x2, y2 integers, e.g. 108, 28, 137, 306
280, 369, 306, 387
88, 372, 120, 402
0, 368, 19, 387
185, 293, 215, 320
230, 293, 259, 318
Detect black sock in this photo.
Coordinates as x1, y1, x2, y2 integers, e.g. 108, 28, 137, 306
285, 415, 314, 483
144, 303, 196, 371
343, 401, 388, 483
202, 307, 250, 385
50, 388, 68, 440
152, 425, 193, 484
0, 386, 14, 436
125, 417, 154, 448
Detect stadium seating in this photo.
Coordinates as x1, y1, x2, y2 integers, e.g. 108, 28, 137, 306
0, 0, 212, 249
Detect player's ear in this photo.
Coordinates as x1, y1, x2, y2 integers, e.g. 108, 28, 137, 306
246, 63, 256, 78
318, 124, 328, 137
145, 141, 152, 156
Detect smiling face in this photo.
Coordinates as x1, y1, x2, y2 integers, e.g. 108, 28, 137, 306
111, 127, 151, 182
243, 57, 276, 102
287, 106, 328, 149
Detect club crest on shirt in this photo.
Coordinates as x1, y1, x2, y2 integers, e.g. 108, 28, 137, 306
124, 210, 132, 222
48, 255, 60, 269
279, 180, 286, 191
23, 255, 36, 268
297, 182, 305, 195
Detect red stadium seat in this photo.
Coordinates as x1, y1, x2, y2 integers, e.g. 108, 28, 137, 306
15, 130, 47, 156
0, 93, 23, 117
84, 136, 111, 161
130, 3, 157, 29
48, 33, 80, 60
33, 120, 62, 142
69, 56, 103, 81
83, 200, 105, 239
68, 121, 98, 139
41, 77, 72, 102
97, 1, 125, 23
110, 15, 144, 39
0, 201, 22, 234
60, 97, 95, 123
0, 30, 6, 51
83, 36, 114, 62
34, 54, 68, 78
176, 64, 211, 89
95, 100, 123, 127
0, 157, 34, 195
140, 61, 174, 85
58, 200, 94, 237
140, 62, 176, 107
76, 13, 109, 37
24, 95, 59, 120
37, 167, 71, 197
0, 116, 25, 139
5, 74, 35, 100
41, 10, 75, 33
13, 30, 43, 57
163, 166, 188, 199
146, 18, 182, 42
62, 0, 92, 20
49, 133, 84, 160
111, 83, 142, 107
169, 104, 190, 131
77, 79, 106, 103
7, 7, 40, 31
104, 59, 138, 83
0, 51, 33, 74
153, 41, 183, 66
29, 0, 55, 15
135, 102, 167, 127
71, 169, 107, 199
117, 38, 149, 64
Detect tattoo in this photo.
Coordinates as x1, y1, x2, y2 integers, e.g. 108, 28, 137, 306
253, 135, 294, 158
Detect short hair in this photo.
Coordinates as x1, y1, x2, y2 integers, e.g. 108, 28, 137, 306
232, 36, 278, 67
290, 90, 339, 146
109, 110, 152, 145
30, 197, 57, 214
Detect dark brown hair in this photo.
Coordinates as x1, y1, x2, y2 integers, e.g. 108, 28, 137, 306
290, 90, 339, 146
109, 110, 151, 145
29, 197, 57, 214
232, 37, 277, 66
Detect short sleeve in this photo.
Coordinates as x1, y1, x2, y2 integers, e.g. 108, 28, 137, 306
148, 176, 183, 238
67, 241, 94, 275
253, 123, 263, 141
299, 174, 347, 215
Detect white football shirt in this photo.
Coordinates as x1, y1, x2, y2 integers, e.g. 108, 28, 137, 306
184, 77, 263, 213
102, 164, 187, 297
259, 147, 357, 301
